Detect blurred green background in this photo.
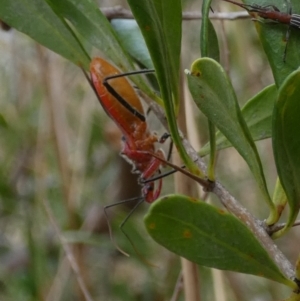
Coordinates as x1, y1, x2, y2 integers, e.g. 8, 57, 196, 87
0, 0, 298, 300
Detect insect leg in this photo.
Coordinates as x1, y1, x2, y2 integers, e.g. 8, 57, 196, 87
103, 76, 146, 122
118, 198, 157, 265
82, 65, 146, 123
144, 151, 214, 191
104, 196, 143, 257
103, 69, 154, 123
290, 14, 300, 28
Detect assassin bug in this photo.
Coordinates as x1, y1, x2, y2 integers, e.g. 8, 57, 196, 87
88, 58, 170, 255
222, 0, 300, 61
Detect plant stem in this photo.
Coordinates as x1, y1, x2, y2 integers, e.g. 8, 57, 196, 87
173, 67, 201, 301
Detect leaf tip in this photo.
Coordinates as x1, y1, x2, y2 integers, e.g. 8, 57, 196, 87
184, 69, 191, 75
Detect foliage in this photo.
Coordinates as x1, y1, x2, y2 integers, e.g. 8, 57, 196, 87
0, 0, 300, 300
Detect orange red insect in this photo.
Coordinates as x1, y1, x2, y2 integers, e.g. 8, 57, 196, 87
90, 57, 166, 203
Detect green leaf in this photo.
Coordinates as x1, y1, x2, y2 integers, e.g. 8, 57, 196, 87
111, 19, 159, 90
243, 0, 300, 86
199, 84, 277, 156
127, 0, 203, 177
111, 19, 153, 69
200, 0, 219, 181
126, 0, 181, 105
0, 0, 90, 68
272, 70, 300, 237
187, 58, 276, 223
47, 0, 159, 104
204, 19, 220, 62
200, 0, 220, 62
145, 195, 295, 287
47, 0, 130, 69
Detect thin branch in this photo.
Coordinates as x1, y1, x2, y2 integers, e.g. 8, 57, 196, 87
213, 182, 294, 279
268, 220, 300, 234
175, 67, 201, 301
101, 6, 249, 21
170, 271, 183, 301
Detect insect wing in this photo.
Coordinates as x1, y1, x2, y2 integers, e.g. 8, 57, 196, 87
90, 58, 145, 137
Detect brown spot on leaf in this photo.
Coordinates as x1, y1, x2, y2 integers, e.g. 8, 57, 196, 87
191, 70, 201, 77
183, 229, 192, 238
148, 222, 156, 230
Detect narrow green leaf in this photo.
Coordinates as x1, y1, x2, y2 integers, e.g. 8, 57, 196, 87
272, 70, 300, 237
243, 0, 300, 86
200, 0, 220, 62
111, 20, 153, 69
47, 0, 161, 106
111, 19, 159, 91
127, 0, 203, 177
199, 84, 277, 156
188, 58, 276, 223
145, 195, 295, 288
126, 0, 181, 107
200, 0, 219, 181
204, 19, 220, 62
47, 0, 130, 69
0, 0, 90, 68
